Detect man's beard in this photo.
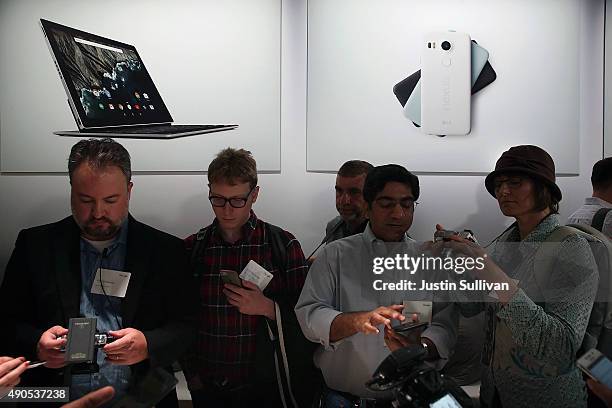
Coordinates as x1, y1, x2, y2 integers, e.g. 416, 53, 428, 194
81, 217, 122, 240
338, 206, 361, 222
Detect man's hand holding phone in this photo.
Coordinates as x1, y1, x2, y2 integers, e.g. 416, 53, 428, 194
384, 314, 428, 352
220, 269, 242, 287
222, 269, 275, 320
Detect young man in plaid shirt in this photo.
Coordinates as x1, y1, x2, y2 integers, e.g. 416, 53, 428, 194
182, 148, 312, 407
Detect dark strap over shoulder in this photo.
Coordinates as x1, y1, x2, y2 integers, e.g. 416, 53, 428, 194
266, 223, 289, 274
190, 227, 212, 278
592, 208, 612, 232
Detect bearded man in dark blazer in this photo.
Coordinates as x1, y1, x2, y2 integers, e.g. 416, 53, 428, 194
0, 138, 196, 407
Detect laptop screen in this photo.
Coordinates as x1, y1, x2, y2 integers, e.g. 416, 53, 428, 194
40, 19, 173, 129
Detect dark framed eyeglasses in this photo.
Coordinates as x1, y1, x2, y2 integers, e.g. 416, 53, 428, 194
374, 197, 418, 211
209, 185, 256, 208
493, 176, 524, 193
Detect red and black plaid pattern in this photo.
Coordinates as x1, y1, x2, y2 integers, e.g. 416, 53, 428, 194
183, 212, 308, 390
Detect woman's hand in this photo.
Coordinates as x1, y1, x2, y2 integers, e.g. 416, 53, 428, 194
431, 224, 518, 303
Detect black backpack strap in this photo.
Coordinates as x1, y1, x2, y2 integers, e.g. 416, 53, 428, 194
190, 227, 212, 279
266, 223, 289, 274
592, 208, 612, 232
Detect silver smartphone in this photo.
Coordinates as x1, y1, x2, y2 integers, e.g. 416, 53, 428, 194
577, 348, 612, 388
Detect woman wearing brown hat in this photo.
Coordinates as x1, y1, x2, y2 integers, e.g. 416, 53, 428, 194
441, 145, 598, 407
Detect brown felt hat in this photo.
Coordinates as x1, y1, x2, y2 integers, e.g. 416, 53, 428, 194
484, 145, 562, 201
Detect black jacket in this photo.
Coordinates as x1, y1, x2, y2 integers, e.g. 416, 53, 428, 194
0, 215, 198, 406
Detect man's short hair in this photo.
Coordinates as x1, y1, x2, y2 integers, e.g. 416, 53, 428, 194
68, 138, 131, 183
337, 160, 374, 178
592, 157, 612, 191
208, 147, 258, 188
363, 164, 420, 206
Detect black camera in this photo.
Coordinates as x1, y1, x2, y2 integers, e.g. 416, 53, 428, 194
366, 346, 471, 407
441, 41, 452, 51
58, 317, 116, 374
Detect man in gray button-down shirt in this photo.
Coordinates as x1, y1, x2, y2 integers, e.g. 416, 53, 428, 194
567, 157, 612, 237
295, 165, 458, 404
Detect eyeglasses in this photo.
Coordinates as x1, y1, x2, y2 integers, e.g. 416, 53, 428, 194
209, 186, 256, 208
493, 177, 524, 193
374, 197, 418, 211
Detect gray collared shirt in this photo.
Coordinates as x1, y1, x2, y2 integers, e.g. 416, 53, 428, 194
295, 224, 458, 398
567, 197, 612, 237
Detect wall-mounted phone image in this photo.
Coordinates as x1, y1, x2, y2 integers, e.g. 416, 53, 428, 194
421, 31, 472, 136
394, 40, 491, 107
577, 348, 612, 388
400, 40, 492, 129
220, 269, 242, 287
393, 39, 497, 137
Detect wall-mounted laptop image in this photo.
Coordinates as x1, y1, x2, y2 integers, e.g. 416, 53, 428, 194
40, 19, 237, 139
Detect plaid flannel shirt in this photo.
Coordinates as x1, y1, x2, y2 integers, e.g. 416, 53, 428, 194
182, 211, 308, 390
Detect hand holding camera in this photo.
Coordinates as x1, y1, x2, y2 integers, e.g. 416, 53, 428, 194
36, 325, 69, 368
385, 312, 429, 352
432, 224, 518, 303
103, 328, 148, 365
431, 224, 487, 263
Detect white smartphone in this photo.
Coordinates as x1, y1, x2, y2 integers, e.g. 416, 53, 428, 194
577, 348, 612, 388
405, 40, 489, 127
429, 393, 463, 408
421, 31, 471, 136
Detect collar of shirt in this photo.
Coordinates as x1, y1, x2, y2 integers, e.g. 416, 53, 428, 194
585, 196, 612, 208
210, 210, 258, 245
361, 222, 414, 245
512, 213, 559, 244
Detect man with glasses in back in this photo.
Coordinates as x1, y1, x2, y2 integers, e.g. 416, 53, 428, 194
295, 164, 458, 407
181, 148, 313, 408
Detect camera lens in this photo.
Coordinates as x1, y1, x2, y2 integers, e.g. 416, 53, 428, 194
441, 41, 451, 51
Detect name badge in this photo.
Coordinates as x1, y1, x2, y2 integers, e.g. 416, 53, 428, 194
402, 300, 433, 323
91, 268, 131, 298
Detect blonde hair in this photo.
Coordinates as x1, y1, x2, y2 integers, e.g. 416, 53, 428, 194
208, 147, 257, 188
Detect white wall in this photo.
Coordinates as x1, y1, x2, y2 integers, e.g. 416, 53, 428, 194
0, 0, 605, 280
307, 0, 583, 174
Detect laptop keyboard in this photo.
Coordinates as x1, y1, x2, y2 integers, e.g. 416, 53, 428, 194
91, 124, 230, 135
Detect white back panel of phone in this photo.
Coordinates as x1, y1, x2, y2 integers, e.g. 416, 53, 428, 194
421, 31, 471, 135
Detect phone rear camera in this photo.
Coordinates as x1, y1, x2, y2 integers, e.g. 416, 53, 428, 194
441, 41, 451, 51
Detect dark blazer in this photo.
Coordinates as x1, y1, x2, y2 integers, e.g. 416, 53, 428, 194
0, 214, 197, 406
